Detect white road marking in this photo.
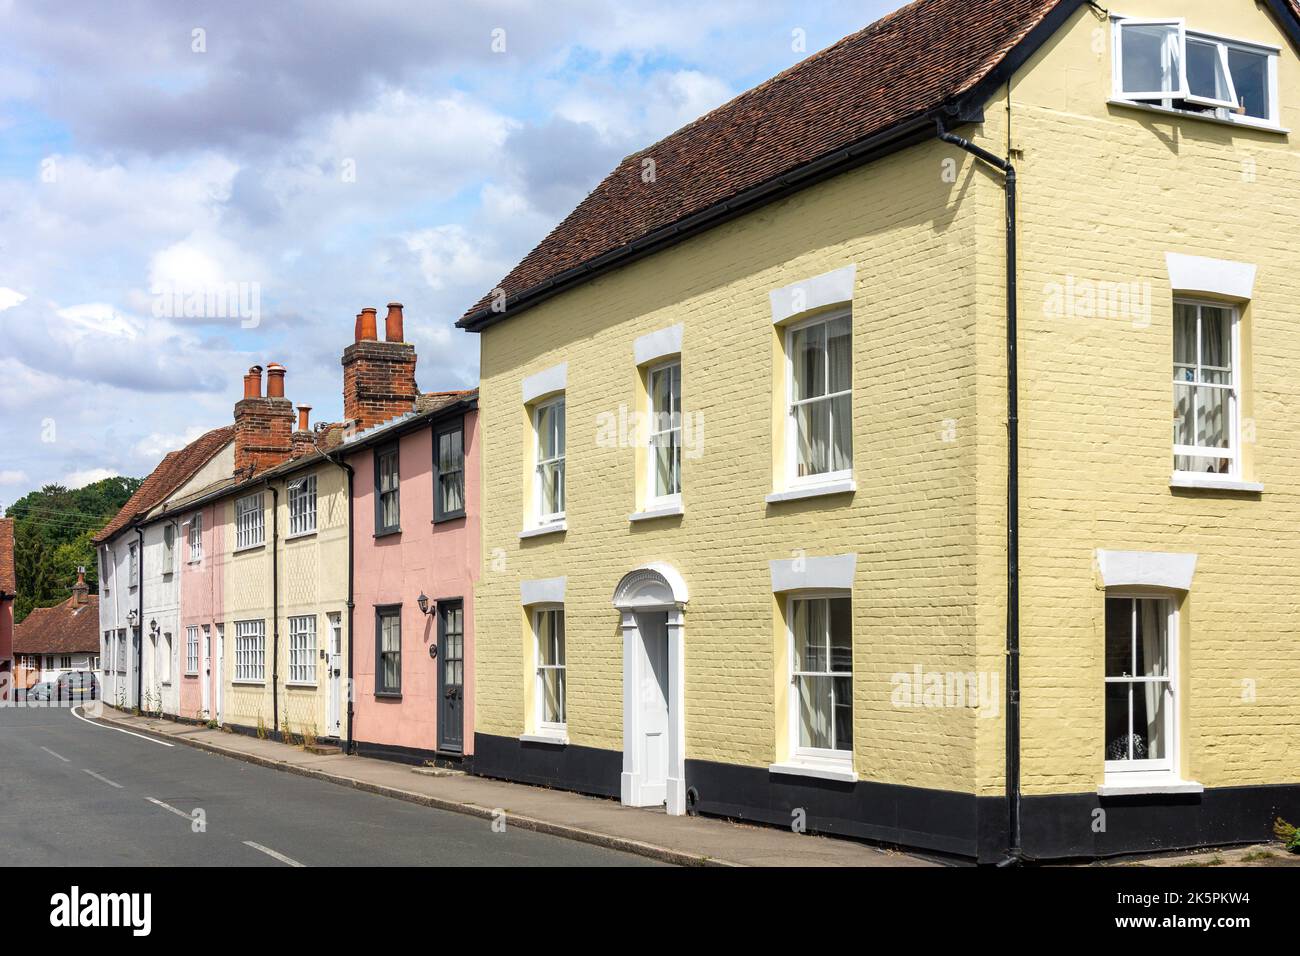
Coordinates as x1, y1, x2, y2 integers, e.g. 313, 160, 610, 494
40, 746, 70, 762
83, 769, 124, 789
71, 705, 174, 747
146, 797, 191, 820
243, 840, 304, 867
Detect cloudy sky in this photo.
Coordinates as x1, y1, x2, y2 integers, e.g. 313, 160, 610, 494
0, 0, 904, 507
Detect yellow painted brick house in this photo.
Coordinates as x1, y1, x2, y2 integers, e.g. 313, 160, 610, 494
164, 364, 352, 745
460, 0, 1300, 861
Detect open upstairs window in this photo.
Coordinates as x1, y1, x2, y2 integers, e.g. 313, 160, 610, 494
1113, 18, 1278, 128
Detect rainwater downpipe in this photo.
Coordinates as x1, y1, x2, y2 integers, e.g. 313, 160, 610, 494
135, 526, 145, 712
264, 480, 280, 735
321, 447, 356, 753
935, 117, 1021, 865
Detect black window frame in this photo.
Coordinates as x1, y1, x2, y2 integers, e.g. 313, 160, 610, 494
432, 417, 467, 523
374, 604, 402, 698
374, 443, 401, 536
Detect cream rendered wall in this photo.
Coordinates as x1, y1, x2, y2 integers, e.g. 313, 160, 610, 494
220, 462, 350, 738
965, 0, 1300, 797
477, 138, 984, 793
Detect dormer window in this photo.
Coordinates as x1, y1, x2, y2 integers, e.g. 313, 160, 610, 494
1113, 18, 1278, 128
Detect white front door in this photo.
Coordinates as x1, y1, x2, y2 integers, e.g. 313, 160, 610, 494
214, 624, 224, 726
327, 613, 342, 739
200, 626, 211, 718
631, 611, 669, 806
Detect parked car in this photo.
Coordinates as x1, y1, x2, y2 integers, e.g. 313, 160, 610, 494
56, 671, 99, 701
26, 681, 54, 702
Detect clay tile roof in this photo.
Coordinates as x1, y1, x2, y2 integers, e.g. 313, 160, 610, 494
13, 593, 101, 655
416, 389, 477, 414
459, 0, 1072, 328
92, 425, 235, 544
0, 518, 14, 595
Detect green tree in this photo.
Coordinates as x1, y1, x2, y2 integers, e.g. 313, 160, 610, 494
5, 475, 141, 623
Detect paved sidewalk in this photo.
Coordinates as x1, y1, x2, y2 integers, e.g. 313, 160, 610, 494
90, 707, 936, 868
1093, 843, 1300, 867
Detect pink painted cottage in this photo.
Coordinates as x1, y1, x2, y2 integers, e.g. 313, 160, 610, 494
338, 305, 480, 764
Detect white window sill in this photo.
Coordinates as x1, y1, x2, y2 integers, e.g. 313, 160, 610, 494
1170, 474, 1262, 493
285, 682, 318, 689
766, 479, 856, 505
1108, 99, 1288, 135
233, 543, 266, 555
519, 522, 567, 540
768, 760, 858, 783
519, 732, 568, 746
1098, 773, 1204, 797
231, 680, 265, 686
629, 503, 684, 523
285, 529, 318, 541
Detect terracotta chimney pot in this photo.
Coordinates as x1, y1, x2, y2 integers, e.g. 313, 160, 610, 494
385, 302, 404, 342
354, 312, 363, 343
359, 307, 378, 341
244, 365, 264, 399
297, 405, 312, 431
266, 362, 286, 398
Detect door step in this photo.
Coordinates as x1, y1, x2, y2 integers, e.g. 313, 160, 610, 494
412, 765, 466, 778
304, 744, 342, 756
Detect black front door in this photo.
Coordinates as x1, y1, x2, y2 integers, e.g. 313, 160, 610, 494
437, 600, 464, 752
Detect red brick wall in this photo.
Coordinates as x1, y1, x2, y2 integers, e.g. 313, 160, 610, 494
341, 340, 417, 431
233, 397, 295, 473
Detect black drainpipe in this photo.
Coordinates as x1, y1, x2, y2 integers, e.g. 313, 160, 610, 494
321, 448, 356, 753
264, 481, 280, 735
936, 118, 1021, 865
135, 526, 145, 712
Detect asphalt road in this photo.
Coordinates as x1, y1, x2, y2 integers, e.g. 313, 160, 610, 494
0, 703, 663, 867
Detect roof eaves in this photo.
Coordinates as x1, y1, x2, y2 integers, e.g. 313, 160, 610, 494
456, 0, 1091, 334
456, 108, 946, 332
337, 394, 478, 454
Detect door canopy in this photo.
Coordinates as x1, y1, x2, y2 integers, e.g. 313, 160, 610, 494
612, 563, 689, 610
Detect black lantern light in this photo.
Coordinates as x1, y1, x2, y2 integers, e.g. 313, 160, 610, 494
417, 592, 431, 616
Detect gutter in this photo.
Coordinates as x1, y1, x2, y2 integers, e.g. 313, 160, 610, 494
934, 118, 1021, 866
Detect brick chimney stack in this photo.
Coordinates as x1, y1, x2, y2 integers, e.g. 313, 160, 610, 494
72, 566, 89, 606
291, 405, 316, 457
234, 363, 296, 474
341, 303, 417, 431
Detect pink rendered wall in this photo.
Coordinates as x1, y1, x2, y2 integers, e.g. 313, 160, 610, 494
350, 409, 480, 756
179, 502, 224, 721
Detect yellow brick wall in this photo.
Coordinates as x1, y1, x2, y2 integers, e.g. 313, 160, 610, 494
967, 0, 1300, 796
477, 139, 986, 793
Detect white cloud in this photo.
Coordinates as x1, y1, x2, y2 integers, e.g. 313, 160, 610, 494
133, 427, 207, 460
404, 225, 502, 292
0, 288, 27, 311
0, 470, 29, 485
0, 0, 902, 489
63, 468, 119, 488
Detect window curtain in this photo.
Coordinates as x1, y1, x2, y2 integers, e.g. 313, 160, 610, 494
1139, 600, 1167, 760
794, 600, 831, 749
1199, 308, 1228, 456
382, 615, 400, 690
828, 316, 852, 472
